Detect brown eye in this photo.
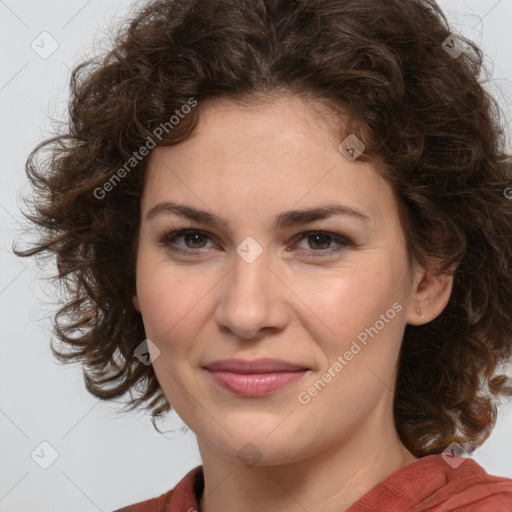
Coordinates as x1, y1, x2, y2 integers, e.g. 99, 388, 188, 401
158, 229, 215, 254
305, 233, 332, 250
181, 232, 208, 249
294, 231, 352, 257
158, 228, 352, 258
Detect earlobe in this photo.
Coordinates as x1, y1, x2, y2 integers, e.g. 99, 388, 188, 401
406, 268, 454, 326
132, 295, 141, 312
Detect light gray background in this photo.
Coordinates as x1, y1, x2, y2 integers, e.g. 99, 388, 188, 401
1, 1, 511, 511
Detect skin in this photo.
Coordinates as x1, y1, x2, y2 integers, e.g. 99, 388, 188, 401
132, 94, 453, 512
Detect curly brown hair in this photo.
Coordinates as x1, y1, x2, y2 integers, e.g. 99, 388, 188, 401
14, 0, 512, 458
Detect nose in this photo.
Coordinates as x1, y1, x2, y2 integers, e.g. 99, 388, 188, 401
214, 249, 290, 340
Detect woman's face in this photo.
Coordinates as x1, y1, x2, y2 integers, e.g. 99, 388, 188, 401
133, 95, 431, 465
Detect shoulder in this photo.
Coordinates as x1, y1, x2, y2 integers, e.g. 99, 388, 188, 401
433, 455, 512, 512
349, 453, 512, 511
112, 465, 203, 512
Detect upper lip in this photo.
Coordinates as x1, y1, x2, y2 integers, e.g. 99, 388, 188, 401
203, 358, 309, 374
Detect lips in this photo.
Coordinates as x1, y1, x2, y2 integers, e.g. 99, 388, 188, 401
203, 358, 309, 396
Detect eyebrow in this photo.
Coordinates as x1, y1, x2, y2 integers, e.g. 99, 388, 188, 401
145, 201, 371, 229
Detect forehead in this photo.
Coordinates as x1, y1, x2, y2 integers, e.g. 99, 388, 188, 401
142, 95, 397, 230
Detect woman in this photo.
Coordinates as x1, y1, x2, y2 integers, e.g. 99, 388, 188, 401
15, 0, 512, 510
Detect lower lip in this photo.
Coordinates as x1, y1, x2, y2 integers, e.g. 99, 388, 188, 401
207, 370, 307, 396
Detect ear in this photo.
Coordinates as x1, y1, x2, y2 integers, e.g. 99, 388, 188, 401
405, 260, 455, 326
132, 294, 141, 312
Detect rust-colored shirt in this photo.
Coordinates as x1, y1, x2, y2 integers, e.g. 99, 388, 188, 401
113, 454, 512, 511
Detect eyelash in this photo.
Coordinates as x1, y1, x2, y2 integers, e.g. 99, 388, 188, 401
157, 227, 353, 258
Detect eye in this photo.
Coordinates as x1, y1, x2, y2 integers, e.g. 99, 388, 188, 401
158, 229, 214, 254
292, 231, 352, 257
157, 228, 353, 257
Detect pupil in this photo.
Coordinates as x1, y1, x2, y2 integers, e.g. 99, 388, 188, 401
186, 233, 205, 248
310, 234, 329, 249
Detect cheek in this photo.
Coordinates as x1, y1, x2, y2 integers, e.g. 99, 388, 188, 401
298, 261, 402, 348
135, 262, 208, 350
135, 267, 209, 405
303, 269, 406, 410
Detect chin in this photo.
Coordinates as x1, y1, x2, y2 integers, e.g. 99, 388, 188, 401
201, 425, 315, 468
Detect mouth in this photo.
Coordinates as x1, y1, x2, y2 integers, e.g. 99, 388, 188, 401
203, 358, 310, 397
